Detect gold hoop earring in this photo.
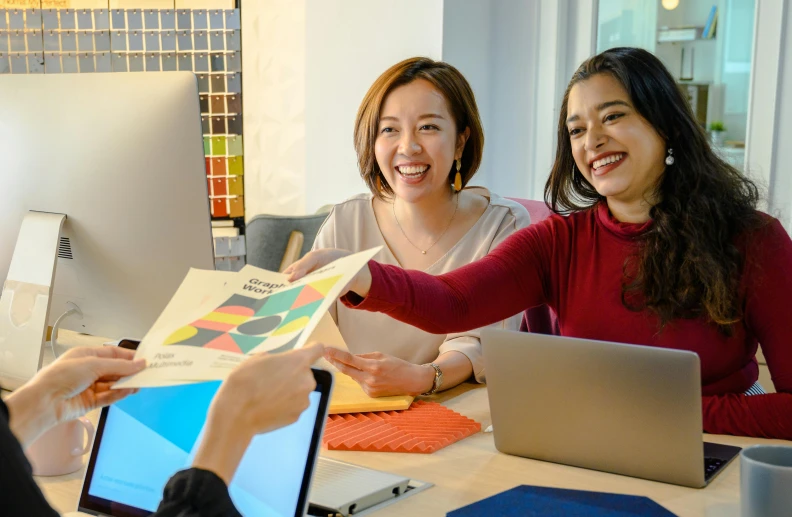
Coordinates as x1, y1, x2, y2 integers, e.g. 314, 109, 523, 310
454, 159, 462, 192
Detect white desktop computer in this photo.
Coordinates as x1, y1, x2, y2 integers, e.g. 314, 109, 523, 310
0, 72, 215, 389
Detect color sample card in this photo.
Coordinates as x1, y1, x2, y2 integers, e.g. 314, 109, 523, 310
228, 156, 243, 176
145, 52, 160, 71
96, 51, 111, 72
228, 177, 243, 196
41, 10, 58, 30
227, 94, 240, 114
160, 9, 175, 30
211, 136, 225, 155
212, 157, 226, 175
161, 29, 175, 51
77, 9, 93, 30
9, 30, 24, 51
127, 9, 142, 30
212, 177, 227, 196
227, 135, 242, 156
212, 198, 228, 218
196, 73, 209, 92
229, 197, 243, 218
112, 51, 127, 71
143, 9, 158, 30
43, 52, 59, 73
210, 94, 225, 114
161, 51, 176, 71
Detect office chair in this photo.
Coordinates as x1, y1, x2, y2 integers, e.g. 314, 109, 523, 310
245, 210, 331, 273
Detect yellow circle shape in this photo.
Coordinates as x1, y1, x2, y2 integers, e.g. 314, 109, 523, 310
164, 325, 199, 345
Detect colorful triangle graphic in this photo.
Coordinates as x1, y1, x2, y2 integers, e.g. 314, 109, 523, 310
204, 333, 243, 353
255, 286, 302, 316
291, 285, 324, 309
309, 275, 343, 296
230, 333, 266, 354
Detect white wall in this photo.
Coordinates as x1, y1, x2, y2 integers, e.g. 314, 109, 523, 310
242, 0, 306, 220
442, 0, 540, 200
768, 2, 792, 227
304, 0, 445, 214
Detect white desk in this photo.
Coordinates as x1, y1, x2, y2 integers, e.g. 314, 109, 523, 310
34, 333, 790, 516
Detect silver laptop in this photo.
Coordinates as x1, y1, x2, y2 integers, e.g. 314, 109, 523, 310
481, 329, 740, 488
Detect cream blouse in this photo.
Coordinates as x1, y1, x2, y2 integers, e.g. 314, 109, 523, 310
311, 188, 531, 382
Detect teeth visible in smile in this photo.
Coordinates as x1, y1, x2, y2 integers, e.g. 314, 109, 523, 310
397, 165, 428, 176
593, 153, 624, 170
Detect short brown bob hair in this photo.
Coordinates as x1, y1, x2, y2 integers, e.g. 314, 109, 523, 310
354, 57, 484, 198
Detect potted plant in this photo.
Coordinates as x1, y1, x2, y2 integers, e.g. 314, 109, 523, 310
709, 121, 726, 146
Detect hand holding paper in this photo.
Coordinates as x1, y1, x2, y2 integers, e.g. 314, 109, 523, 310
324, 348, 434, 397
285, 248, 373, 298
308, 312, 413, 414
115, 248, 380, 389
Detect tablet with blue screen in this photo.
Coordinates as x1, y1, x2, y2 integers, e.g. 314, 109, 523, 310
76, 346, 331, 517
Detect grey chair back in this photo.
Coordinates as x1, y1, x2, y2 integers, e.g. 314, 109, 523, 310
245, 213, 330, 272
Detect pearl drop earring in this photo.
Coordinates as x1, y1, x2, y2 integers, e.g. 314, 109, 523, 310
665, 148, 675, 166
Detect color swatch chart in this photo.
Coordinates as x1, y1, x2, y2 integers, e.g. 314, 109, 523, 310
0, 5, 244, 220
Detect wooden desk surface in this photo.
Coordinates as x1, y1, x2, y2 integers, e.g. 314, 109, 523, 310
36, 333, 790, 517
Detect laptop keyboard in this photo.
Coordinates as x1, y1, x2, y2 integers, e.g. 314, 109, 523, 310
704, 457, 725, 480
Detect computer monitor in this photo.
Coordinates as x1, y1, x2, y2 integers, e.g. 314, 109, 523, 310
0, 72, 215, 388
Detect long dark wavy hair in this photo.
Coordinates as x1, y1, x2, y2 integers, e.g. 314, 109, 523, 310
545, 47, 764, 333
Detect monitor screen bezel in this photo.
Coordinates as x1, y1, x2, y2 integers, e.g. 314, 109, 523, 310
76, 343, 332, 517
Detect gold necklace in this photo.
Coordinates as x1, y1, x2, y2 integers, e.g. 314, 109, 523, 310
392, 193, 459, 255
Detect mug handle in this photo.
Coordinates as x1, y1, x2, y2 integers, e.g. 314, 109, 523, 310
70, 417, 96, 457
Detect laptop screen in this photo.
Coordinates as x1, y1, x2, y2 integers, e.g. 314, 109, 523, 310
78, 373, 331, 517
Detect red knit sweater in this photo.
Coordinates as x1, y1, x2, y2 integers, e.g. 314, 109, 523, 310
343, 203, 792, 440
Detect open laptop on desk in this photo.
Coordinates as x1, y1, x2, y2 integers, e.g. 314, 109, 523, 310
71, 349, 332, 516
481, 329, 741, 488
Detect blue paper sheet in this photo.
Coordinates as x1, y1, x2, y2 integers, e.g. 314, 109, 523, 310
448, 485, 677, 517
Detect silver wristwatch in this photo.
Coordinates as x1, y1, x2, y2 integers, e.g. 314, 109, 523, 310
421, 363, 443, 395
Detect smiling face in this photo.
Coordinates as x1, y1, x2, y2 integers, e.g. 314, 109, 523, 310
566, 74, 667, 207
375, 79, 468, 204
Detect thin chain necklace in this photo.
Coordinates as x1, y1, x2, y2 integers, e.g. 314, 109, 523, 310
392, 193, 459, 255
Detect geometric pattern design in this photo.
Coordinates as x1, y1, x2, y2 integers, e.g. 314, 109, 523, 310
164, 274, 343, 354
322, 401, 481, 454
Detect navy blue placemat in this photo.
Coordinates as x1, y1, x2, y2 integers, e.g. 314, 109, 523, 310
447, 485, 677, 517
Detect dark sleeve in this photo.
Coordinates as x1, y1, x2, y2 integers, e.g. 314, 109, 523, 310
0, 398, 60, 517
152, 468, 242, 517
154, 468, 241, 517
701, 218, 792, 440
341, 222, 557, 334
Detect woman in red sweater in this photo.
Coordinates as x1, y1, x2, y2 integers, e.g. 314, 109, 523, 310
287, 47, 792, 440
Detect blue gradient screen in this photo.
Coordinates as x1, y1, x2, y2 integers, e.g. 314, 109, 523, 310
86, 381, 320, 516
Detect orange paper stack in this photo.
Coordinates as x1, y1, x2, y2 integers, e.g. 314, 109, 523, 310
322, 400, 481, 454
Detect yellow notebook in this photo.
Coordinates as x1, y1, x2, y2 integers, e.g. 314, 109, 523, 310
308, 313, 414, 415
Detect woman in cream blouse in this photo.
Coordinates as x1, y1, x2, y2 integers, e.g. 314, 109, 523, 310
313, 57, 530, 397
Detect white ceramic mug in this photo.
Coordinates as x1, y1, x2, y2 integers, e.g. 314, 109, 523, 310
740, 444, 792, 517
26, 417, 95, 476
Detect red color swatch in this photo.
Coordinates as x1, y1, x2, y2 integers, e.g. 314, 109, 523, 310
322, 400, 480, 454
